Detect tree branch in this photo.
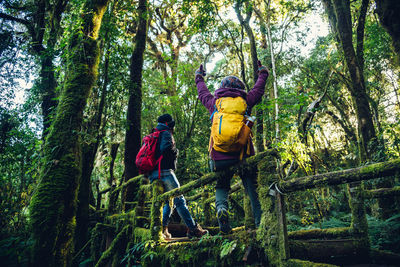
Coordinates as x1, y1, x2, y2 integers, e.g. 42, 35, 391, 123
0, 12, 30, 26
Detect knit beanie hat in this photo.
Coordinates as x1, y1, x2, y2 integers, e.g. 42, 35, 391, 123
157, 114, 175, 128
220, 76, 245, 90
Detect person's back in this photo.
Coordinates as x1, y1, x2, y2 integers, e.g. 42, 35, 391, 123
154, 118, 178, 172
195, 62, 269, 233
146, 114, 208, 239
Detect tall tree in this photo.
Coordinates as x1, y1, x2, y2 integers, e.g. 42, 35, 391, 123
322, 0, 376, 162
123, 0, 149, 207
29, 0, 110, 265
74, 2, 115, 253
322, 0, 374, 243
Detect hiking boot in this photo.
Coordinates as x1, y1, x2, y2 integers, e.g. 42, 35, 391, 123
162, 226, 172, 239
217, 209, 232, 234
187, 223, 209, 238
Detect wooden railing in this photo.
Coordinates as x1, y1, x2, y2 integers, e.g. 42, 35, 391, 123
94, 152, 400, 266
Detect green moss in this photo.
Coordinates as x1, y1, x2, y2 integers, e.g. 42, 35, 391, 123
359, 158, 400, 176
202, 191, 212, 226
90, 223, 115, 262
347, 183, 369, 247
134, 227, 152, 243
140, 183, 153, 194
150, 180, 164, 241
28, 0, 110, 265
140, 230, 262, 267
288, 227, 351, 240
257, 156, 284, 266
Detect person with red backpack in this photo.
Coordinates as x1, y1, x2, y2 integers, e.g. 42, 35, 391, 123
195, 62, 269, 234
143, 114, 208, 239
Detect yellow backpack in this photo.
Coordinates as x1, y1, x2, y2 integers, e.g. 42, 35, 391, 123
209, 97, 248, 153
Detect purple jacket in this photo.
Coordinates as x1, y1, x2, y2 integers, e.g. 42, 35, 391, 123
196, 72, 269, 161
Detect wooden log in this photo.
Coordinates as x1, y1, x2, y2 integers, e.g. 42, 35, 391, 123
158, 150, 277, 201
364, 186, 400, 198
99, 175, 146, 195
185, 192, 203, 202
288, 227, 352, 240
158, 172, 221, 202
279, 158, 400, 193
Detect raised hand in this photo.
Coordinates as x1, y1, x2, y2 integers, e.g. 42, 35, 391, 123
195, 64, 206, 78
257, 60, 269, 75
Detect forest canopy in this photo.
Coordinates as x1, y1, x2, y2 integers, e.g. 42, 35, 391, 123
1, 0, 400, 266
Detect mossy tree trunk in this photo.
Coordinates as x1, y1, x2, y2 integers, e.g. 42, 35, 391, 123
123, 0, 148, 209
29, 0, 110, 265
375, 0, 400, 64
330, 0, 397, 217
75, 39, 110, 254
322, 0, 376, 161
322, 0, 374, 242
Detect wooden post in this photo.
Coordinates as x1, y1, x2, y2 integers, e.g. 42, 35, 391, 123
255, 151, 283, 266
136, 178, 148, 217
150, 180, 164, 241
347, 182, 370, 256
276, 191, 289, 260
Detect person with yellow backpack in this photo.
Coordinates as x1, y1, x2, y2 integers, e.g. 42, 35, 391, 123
195, 61, 269, 234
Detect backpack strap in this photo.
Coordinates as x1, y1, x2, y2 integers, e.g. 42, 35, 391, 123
156, 155, 163, 179
154, 129, 167, 179
210, 104, 217, 120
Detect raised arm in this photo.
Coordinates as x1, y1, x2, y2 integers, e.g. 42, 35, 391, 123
195, 65, 215, 113
246, 61, 269, 108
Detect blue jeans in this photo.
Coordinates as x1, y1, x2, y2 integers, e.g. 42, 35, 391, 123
149, 169, 196, 229
211, 159, 262, 227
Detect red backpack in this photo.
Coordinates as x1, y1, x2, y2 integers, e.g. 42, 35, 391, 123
135, 129, 165, 178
